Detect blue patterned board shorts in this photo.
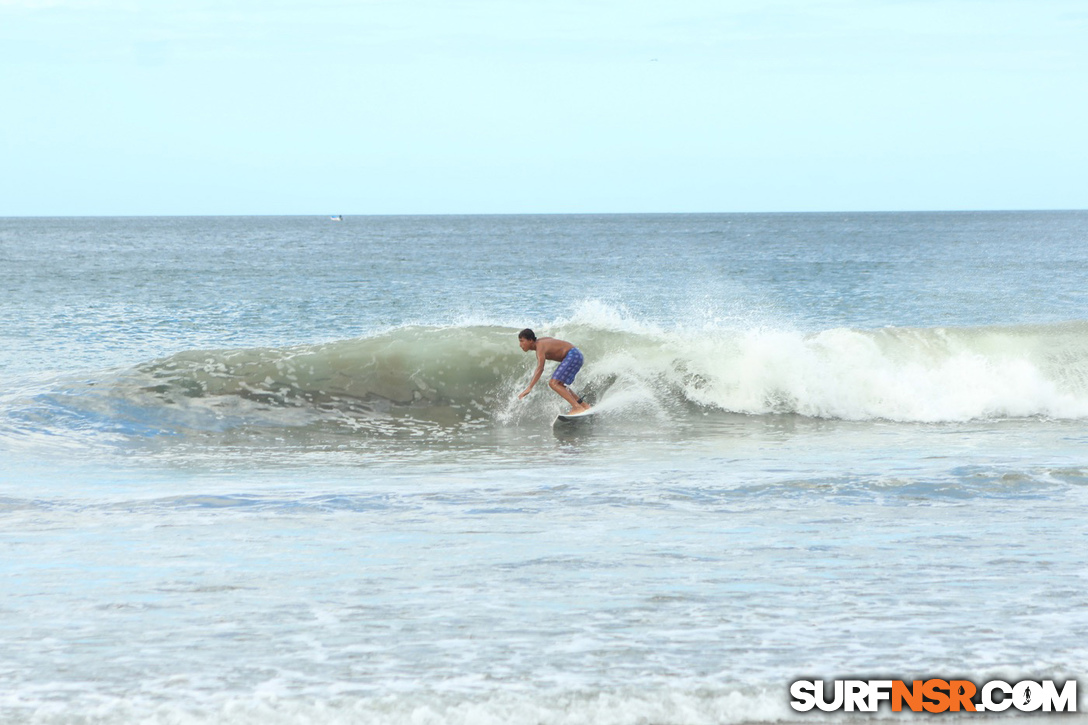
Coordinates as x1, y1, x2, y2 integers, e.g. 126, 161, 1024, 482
551, 348, 584, 386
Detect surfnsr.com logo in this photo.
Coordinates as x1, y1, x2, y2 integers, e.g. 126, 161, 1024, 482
790, 679, 1078, 713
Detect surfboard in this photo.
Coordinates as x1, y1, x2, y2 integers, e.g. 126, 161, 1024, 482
554, 408, 599, 424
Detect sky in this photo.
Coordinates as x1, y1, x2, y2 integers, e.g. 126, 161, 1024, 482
1, 0, 1086, 215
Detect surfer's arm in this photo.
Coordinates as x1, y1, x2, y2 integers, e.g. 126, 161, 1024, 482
518, 351, 546, 398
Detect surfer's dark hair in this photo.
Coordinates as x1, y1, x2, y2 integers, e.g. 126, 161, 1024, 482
518, 328, 536, 342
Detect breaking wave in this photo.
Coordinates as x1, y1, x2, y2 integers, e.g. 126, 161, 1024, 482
6, 310, 1088, 446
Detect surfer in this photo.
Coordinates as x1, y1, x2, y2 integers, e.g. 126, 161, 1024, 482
517, 329, 591, 415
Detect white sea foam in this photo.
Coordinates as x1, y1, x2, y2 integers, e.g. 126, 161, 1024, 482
552, 306, 1088, 423
2, 687, 795, 725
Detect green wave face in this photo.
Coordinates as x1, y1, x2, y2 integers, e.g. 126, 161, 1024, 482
136, 326, 525, 408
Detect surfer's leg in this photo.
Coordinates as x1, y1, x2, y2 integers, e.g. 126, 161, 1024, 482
548, 379, 587, 414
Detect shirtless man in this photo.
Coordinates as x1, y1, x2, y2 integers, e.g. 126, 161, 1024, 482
517, 329, 591, 415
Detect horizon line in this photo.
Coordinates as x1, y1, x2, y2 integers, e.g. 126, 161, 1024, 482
2, 208, 1086, 219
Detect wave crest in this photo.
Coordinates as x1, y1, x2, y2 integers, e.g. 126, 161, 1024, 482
133, 318, 1088, 426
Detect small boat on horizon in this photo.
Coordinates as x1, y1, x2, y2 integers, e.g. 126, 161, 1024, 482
330, 215, 343, 221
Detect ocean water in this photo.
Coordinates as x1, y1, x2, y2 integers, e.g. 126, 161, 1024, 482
1, 212, 1087, 723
